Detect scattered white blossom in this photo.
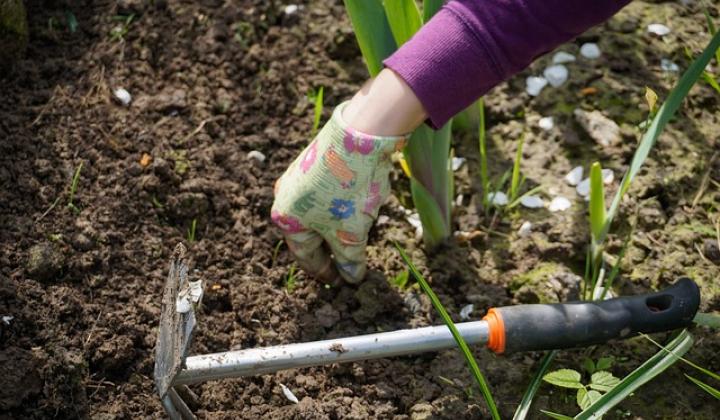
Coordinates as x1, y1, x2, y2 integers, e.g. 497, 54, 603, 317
283, 4, 299, 15
488, 191, 509, 206
602, 168, 614, 185
279, 383, 299, 404
552, 51, 576, 64
564, 166, 584, 186
247, 150, 266, 162
113, 88, 132, 106
580, 43, 601, 59
661, 58, 679, 72
526, 76, 548, 96
518, 221, 532, 237
543, 64, 569, 87
520, 195, 545, 208
548, 196, 571, 212
576, 178, 591, 197
1, 315, 13, 325
460, 304, 474, 320
647, 23, 671, 36
451, 157, 466, 171
538, 116, 554, 131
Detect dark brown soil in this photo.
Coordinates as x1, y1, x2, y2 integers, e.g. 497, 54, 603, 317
1, 0, 718, 419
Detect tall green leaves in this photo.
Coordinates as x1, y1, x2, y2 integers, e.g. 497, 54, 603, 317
342, 1, 396, 76
345, 0, 454, 249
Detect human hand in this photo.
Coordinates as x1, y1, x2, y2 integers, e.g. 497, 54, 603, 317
271, 102, 406, 284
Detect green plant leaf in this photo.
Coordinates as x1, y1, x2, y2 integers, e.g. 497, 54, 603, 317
343, 0, 396, 76
575, 330, 693, 420
477, 98, 490, 210
686, 375, 720, 400
576, 388, 602, 411
509, 134, 525, 201
582, 358, 596, 375
642, 333, 720, 381
391, 269, 409, 289
694, 312, 720, 328
513, 351, 557, 420
589, 371, 620, 392
596, 357, 615, 372
382, 0, 421, 46
589, 162, 606, 244
311, 86, 324, 137
540, 410, 574, 420
603, 30, 720, 241
542, 369, 584, 389
395, 244, 500, 420
410, 178, 450, 249
422, 0, 444, 22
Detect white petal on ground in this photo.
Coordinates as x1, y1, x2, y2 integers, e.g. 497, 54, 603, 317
538, 116, 554, 131
279, 384, 299, 404
455, 194, 463, 207
406, 212, 424, 239
520, 195, 545, 208
377, 215, 390, 225
564, 166, 584, 186
548, 196, 571, 212
602, 168, 614, 184
451, 157, 466, 171
576, 178, 591, 197
526, 76, 548, 96
247, 150, 266, 162
488, 191, 509, 206
580, 43, 601, 59
543, 64, 569, 87
113, 88, 132, 106
284, 4, 299, 15
518, 221, 532, 237
647, 23, 671, 36
661, 58, 679, 72
460, 304, 474, 320
1, 315, 13, 325
552, 51, 576, 64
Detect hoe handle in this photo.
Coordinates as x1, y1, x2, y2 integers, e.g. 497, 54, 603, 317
483, 278, 700, 354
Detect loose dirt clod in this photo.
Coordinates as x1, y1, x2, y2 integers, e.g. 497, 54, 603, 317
26, 242, 65, 282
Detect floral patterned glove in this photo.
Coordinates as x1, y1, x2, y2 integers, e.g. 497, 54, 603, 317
271, 102, 406, 284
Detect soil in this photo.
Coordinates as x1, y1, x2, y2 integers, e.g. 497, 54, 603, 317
1, 0, 718, 419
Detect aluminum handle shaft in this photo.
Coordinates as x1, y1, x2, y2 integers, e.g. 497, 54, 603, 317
174, 321, 489, 385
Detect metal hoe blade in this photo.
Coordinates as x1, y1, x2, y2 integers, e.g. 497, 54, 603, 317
154, 244, 199, 420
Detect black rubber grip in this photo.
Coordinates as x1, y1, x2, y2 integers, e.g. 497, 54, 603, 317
494, 278, 700, 353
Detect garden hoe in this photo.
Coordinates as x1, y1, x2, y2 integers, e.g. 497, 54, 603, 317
154, 244, 700, 419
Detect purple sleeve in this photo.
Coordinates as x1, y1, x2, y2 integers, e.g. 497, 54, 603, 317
383, 0, 632, 128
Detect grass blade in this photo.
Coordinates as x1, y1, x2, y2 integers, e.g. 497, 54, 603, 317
513, 351, 558, 420
508, 134, 525, 201
574, 330, 693, 420
343, 0, 396, 76
382, 0, 422, 46
603, 30, 720, 240
589, 162, 606, 243
395, 244, 500, 420
685, 375, 720, 400
642, 333, 720, 382
311, 86, 324, 137
477, 98, 489, 209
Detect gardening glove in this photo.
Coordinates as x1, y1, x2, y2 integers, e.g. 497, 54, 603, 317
271, 101, 407, 284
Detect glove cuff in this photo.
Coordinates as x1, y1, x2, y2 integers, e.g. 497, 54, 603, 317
324, 101, 409, 155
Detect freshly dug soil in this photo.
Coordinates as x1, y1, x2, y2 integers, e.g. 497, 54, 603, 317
1, 1, 718, 419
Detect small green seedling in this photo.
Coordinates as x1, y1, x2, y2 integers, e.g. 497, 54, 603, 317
67, 162, 83, 213
285, 263, 298, 293
389, 269, 410, 289
542, 368, 621, 411
582, 356, 615, 375
308, 86, 324, 137
477, 98, 490, 210
187, 219, 197, 243
109, 14, 134, 42
271, 240, 284, 267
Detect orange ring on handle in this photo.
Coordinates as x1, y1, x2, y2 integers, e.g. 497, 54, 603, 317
483, 308, 506, 354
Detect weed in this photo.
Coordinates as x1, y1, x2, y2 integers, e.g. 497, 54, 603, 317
308, 86, 324, 137
67, 162, 83, 213
285, 263, 297, 293
271, 240, 284, 267
187, 219, 197, 243
389, 269, 409, 289
542, 367, 621, 411
109, 14, 134, 42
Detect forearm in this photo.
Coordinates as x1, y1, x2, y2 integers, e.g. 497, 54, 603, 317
384, 0, 633, 128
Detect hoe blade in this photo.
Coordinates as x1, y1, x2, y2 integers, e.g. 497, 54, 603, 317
154, 244, 198, 402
